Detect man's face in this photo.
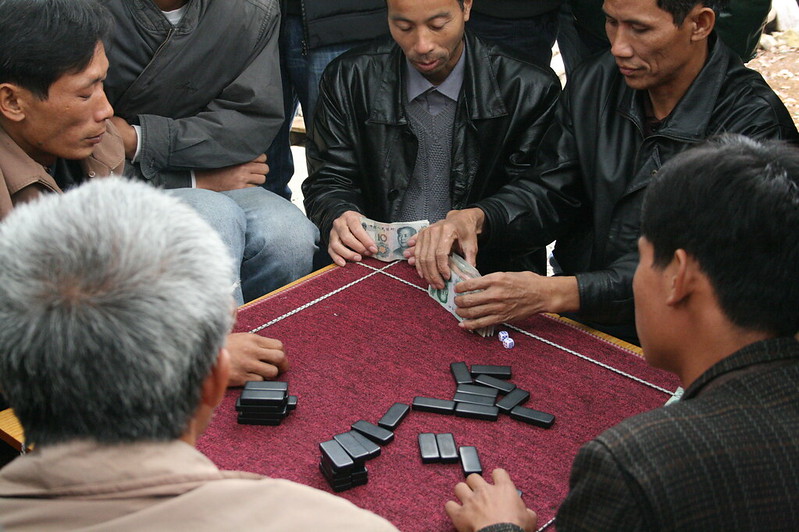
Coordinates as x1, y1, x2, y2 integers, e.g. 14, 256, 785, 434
12, 42, 113, 166
387, 0, 472, 85
633, 237, 673, 371
603, 0, 703, 93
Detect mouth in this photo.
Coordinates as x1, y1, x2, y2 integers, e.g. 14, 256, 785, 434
617, 64, 642, 77
86, 130, 105, 144
413, 58, 441, 72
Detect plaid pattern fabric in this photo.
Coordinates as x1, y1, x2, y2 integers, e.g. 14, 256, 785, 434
557, 337, 799, 531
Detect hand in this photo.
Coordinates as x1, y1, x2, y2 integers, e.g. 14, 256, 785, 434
195, 154, 269, 191
327, 210, 377, 266
453, 273, 579, 330
445, 469, 537, 532
408, 208, 485, 290
224, 332, 288, 387
108, 116, 138, 160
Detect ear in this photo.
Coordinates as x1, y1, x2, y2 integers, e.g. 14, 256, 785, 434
200, 347, 231, 409
688, 6, 715, 42
462, 0, 472, 21
0, 83, 27, 123
665, 249, 698, 306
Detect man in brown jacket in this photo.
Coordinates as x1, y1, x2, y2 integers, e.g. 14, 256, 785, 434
0, 0, 292, 388
0, 177, 398, 531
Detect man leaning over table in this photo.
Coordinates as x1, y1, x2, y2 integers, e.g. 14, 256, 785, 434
410, 0, 799, 344
302, 0, 561, 275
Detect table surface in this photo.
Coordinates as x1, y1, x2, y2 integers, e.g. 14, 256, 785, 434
198, 259, 680, 532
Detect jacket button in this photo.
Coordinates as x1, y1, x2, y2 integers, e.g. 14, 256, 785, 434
388, 189, 399, 201
650, 169, 658, 176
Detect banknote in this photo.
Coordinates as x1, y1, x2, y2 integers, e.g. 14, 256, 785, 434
428, 253, 495, 337
360, 217, 429, 262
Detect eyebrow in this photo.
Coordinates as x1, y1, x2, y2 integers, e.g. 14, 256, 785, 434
390, 11, 451, 24
602, 9, 649, 26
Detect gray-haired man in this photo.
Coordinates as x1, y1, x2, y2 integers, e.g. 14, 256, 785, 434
0, 179, 397, 531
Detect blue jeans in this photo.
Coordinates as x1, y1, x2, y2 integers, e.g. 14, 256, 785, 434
264, 15, 359, 199
169, 187, 319, 304
467, 9, 559, 70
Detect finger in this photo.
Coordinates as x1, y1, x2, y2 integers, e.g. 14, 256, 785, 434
252, 153, 267, 163
248, 173, 266, 186
443, 500, 463, 522
458, 314, 501, 331
465, 472, 488, 490
491, 468, 512, 487
247, 361, 280, 380
452, 481, 474, 502
258, 347, 289, 373
329, 241, 359, 266
338, 229, 370, 256
348, 220, 377, 253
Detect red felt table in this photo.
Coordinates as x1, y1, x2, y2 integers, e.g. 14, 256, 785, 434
197, 259, 680, 531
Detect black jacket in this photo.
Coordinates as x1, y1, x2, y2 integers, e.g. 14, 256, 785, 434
303, 32, 561, 273
282, 0, 387, 50
477, 36, 799, 330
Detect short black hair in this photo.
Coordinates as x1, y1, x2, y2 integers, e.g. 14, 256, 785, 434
386, 0, 465, 9
641, 134, 799, 337
658, 0, 729, 25
0, 0, 112, 100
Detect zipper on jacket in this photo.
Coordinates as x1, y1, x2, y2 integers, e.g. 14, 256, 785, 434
152, 27, 176, 62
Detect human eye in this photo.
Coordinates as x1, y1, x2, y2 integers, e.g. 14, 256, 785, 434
631, 24, 650, 33
605, 16, 618, 27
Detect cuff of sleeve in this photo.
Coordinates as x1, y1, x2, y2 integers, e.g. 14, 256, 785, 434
136, 114, 172, 180
131, 125, 142, 163
476, 524, 527, 532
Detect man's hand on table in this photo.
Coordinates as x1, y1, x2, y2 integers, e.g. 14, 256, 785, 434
453, 273, 580, 330
328, 210, 377, 266
446, 469, 537, 532
225, 332, 288, 387
195, 154, 269, 191
407, 208, 485, 289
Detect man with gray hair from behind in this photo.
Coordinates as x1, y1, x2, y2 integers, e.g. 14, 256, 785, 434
0, 179, 398, 531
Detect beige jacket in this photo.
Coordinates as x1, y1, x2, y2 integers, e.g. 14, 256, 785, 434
0, 120, 125, 220
0, 440, 399, 531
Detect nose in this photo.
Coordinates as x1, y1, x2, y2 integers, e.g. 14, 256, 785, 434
609, 27, 633, 59
413, 28, 435, 57
95, 89, 114, 122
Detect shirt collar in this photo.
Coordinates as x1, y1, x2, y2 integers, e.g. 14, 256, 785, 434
405, 40, 467, 103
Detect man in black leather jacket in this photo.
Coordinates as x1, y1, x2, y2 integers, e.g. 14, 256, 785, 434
411, 0, 798, 343
303, 0, 561, 273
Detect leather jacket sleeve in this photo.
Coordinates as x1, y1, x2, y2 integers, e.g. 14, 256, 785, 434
303, 62, 367, 242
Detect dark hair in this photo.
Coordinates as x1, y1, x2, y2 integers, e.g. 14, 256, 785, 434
657, 0, 729, 25
0, 0, 112, 99
641, 135, 799, 337
386, 0, 465, 8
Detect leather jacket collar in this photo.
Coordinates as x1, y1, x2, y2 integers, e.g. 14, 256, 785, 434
618, 34, 727, 140
366, 31, 509, 126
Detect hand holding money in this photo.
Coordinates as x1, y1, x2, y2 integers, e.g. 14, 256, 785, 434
428, 253, 495, 337
360, 216, 430, 262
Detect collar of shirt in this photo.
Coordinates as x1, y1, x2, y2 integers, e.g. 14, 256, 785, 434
405, 41, 467, 103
